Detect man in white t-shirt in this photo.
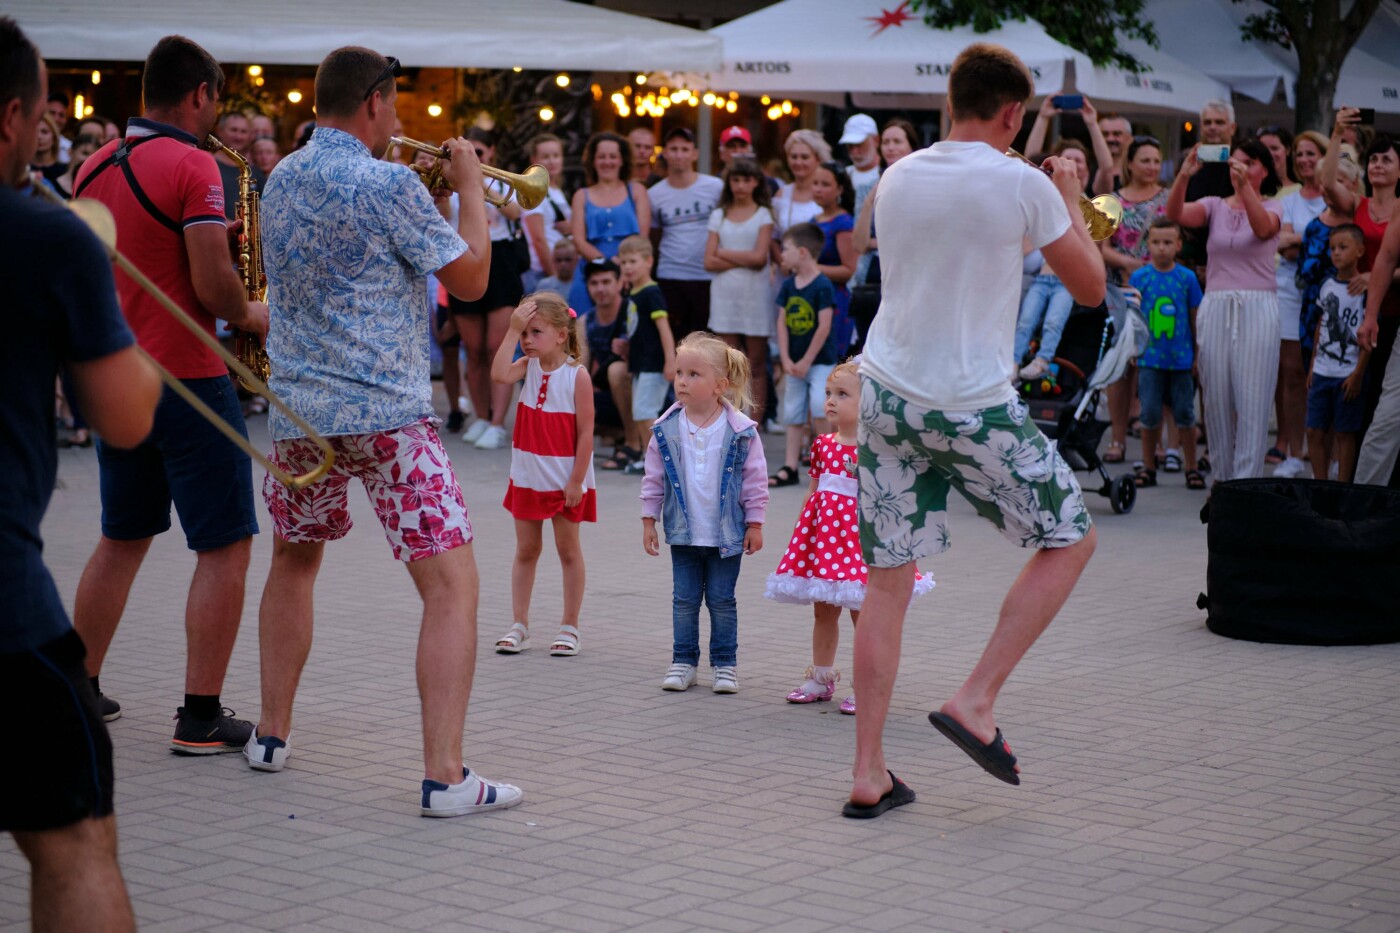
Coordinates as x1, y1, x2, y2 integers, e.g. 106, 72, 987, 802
841, 113, 880, 191
845, 43, 1106, 819
649, 127, 723, 340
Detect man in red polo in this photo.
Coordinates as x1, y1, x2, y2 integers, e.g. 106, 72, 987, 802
72, 34, 269, 752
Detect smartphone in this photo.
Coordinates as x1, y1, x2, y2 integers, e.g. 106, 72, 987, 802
1052, 94, 1084, 111
1357, 108, 1376, 125
1197, 144, 1230, 163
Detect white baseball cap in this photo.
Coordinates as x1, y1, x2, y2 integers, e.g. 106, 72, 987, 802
839, 113, 878, 145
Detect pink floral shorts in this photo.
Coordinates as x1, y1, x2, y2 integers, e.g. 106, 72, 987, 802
263, 419, 472, 562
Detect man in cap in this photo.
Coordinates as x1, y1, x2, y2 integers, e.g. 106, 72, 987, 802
840, 113, 880, 190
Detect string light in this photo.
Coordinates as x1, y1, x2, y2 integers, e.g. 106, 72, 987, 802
760, 95, 771, 105
726, 100, 738, 114
540, 106, 555, 121
90, 70, 100, 85
254, 76, 265, 87
1184, 121, 1193, 132
767, 104, 783, 120
73, 94, 84, 119
512, 66, 522, 72
781, 100, 792, 114
427, 103, 443, 118
636, 74, 647, 84
287, 89, 303, 104
247, 65, 263, 78
555, 74, 570, 88
84, 105, 94, 116
702, 92, 716, 106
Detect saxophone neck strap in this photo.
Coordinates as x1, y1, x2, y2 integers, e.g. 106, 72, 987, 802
73, 132, 186, 235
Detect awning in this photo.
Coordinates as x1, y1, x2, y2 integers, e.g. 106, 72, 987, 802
9, 0, 723, 72
1075, 38, 1233, 117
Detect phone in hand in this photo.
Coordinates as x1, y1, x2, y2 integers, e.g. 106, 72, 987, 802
1197, 144, 1230, 163
1051, 94, 1084, 111
1356, 108, 1376, 125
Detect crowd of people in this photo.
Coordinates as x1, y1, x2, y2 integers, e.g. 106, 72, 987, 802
10, 15, 1400, 925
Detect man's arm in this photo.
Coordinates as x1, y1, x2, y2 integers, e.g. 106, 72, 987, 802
435, 139, 491, 302
1037, 156, 1106, 308
67, 346, 161, 449
186, 223, 268, 338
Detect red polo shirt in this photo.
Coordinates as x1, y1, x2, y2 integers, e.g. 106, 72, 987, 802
75, 118, 230, 378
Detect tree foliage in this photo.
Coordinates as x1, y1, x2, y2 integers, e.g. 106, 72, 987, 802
908, 0, 1159, 73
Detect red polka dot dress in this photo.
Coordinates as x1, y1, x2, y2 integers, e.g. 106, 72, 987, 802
765, 434, 933, 610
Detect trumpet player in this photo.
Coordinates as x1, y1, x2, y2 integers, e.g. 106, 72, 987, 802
251, 46, 524, 817
71, 35, 270, 751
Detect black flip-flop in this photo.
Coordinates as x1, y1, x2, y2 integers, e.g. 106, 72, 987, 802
928, 711, 1020, 785
841, 771, 916, 819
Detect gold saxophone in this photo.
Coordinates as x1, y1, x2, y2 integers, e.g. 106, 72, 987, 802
205, 134, 270, 392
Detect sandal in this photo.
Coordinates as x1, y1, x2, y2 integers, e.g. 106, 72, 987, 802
1162, 449, 1183, 473
1103, 441, 1125, 464
549, 624, 579, 657
495, 622, 530, 654
599, 446, 640, 471
1265, 446, 1285, 465
768, 465, 800, 487
1133, 465, 1158, 488
1197, 453, 1211, 473
1185, 469, 1207, 490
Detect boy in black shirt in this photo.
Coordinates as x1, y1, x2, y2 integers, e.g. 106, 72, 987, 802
770, 222, 837, 487
617, 235, 676, 473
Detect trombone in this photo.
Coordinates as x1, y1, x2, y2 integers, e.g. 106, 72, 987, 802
388, 136, 550, 210
36, 185, 335, 491
1006, 149, 1123, 242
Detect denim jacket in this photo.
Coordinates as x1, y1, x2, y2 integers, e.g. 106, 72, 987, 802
639, 400, 769, 558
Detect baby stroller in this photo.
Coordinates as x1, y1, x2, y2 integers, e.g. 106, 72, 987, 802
1017, 302, 1147, 514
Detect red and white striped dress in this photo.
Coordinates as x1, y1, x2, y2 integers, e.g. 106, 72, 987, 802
503, 357, 597, 522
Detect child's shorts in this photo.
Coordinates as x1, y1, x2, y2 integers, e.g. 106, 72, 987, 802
780, 363, 836, 425
1136, 367, 1196, 430
1307, 374, 1365, 433
632, 371, 669, 422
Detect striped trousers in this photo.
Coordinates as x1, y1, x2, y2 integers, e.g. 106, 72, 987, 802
1197, 289, 1280, 483
1356, 340, 1400, 486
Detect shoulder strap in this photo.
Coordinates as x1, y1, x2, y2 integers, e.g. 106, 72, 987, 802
73, 135, 184, 235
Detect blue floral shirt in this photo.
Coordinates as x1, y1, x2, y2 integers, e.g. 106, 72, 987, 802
261, 128, 466, 440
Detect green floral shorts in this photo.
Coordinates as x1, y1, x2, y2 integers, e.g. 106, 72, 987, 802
857, 377, 1091, 567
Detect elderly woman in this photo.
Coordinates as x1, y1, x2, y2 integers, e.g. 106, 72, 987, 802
1167, 140, 1283, 482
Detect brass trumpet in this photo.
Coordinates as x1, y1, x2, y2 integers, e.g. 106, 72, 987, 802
36, 185, 335, 490
1007, 149, 1123, 242
389, 136, 550, 210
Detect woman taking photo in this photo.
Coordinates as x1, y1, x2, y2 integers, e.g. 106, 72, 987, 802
1167, 140, 1283, 483
568, 131, 651, 316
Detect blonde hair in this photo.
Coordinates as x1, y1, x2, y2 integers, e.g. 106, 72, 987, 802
522, 291, 582, 365
784, 129, 832, 164
828, 359, 860, 386
617, 234, 653, 260
1295, 130, 1328, 158
676, 331, 754, 415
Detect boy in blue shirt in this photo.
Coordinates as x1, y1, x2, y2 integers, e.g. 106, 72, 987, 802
1129, 217, 1204, 489
770, 222, 837, 487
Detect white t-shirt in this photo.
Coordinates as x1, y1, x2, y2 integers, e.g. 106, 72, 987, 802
678, 409, 725, 547
523, 184, 572, 273
847, 163, 880, 191
1312, 277, 1366, 379
447, 185, 513, 241
771, 183, 823, 241
1277, 191, 1325, 313
861, 141, 1071, 411
650, 174, 724, 281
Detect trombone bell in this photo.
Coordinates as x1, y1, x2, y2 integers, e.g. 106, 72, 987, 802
389, 136, 550, 209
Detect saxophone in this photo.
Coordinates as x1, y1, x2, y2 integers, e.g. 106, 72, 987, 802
205, 133, 270, 393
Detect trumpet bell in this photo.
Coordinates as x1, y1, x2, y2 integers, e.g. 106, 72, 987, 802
505, 164, 550, 210
1084, 195, 1123, 243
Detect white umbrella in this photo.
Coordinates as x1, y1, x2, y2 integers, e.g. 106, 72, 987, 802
1143, 0, 1294, 104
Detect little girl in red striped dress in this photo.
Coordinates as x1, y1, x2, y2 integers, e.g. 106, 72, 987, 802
490, 293, 596, 657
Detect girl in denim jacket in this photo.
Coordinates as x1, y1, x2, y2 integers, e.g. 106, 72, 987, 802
640, 333, 769, 694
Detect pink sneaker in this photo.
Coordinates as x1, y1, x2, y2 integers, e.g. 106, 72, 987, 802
839, 695, 856, 715
785, 666, 838, 703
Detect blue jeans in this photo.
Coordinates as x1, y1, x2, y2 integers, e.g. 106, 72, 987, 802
1015, 274, 1074, 365
670, 545, 741, 667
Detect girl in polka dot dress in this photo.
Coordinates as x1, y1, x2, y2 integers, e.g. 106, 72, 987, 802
765, 362, 933, 713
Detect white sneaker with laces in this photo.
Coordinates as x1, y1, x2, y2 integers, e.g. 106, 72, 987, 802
420, 767, 523, 817
244, 728, 290, 773
713, 666, 738, 694
661, 663, 697, 691
1274, 456, 1306, 478
474, 424, 508, 450
461, 419, 489, 444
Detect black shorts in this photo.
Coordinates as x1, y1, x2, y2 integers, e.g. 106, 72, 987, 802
658, 278, 711, 341
0, 630, 115, 832
449, 244, 525, 315
435, 305, 460, 349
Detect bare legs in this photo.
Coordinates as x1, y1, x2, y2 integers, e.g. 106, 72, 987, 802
13, 816, 135, 933
510, 517, 585, 632
74, 535, 250, 694
606, 359, 638, 452
1276, 344, 1307, 461
255, 538, 323, 740
850, 528, 1097, 806
458, 306, 519, 428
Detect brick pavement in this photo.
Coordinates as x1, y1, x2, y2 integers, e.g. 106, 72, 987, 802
4, 410, 1399, 933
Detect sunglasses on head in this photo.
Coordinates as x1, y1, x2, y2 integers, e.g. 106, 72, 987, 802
361, 56, 401, 102
1132, 135, 1159, 146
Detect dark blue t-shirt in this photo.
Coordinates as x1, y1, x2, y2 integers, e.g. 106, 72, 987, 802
624, 282, 669, 374
1130, 263, 1202, 370
777, 272, 838, 365
1, 185, 133, 653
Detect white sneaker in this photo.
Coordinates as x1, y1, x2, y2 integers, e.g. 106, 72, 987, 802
1328, 460, 1339, 480
713, 666, 738, 694
461, 419, 489, 444
1018, 357, 1050, 381
661, 663, 697, 691
474, 424, 508, 450
420, 767, 523, 817
244, 728, 290, 773
764, 418, 785, 435
1274, 456, 1306, 478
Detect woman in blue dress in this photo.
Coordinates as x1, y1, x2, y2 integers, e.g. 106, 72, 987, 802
568, 132, 652, 315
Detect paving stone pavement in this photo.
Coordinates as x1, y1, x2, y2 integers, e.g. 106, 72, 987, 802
4, 409, 1399, 933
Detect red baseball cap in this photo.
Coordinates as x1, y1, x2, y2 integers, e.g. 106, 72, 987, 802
720, 126, 752, 146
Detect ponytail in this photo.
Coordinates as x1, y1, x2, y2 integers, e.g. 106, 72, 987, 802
722, 345, 754, 415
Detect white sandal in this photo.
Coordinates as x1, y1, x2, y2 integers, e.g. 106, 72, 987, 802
549, 624, 580, 657
495, 622, 530, 654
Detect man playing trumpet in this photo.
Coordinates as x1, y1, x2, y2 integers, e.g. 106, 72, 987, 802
251, 46, 524, 817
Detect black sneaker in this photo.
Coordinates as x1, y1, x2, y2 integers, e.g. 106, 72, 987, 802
171, 707, 254, 755
96, 692, 121, 723
445, 410, 465, 433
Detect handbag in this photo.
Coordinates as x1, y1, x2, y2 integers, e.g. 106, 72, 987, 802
505, 218, 532, 274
